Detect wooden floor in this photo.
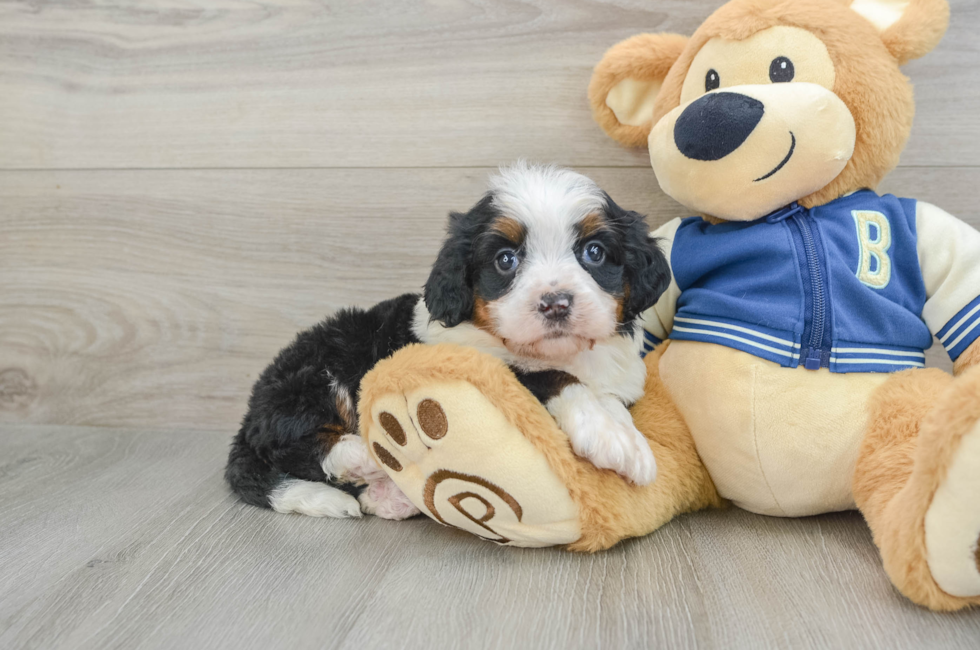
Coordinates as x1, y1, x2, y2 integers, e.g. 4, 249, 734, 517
1, 1, 979, 648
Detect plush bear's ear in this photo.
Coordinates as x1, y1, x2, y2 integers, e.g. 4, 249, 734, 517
588, 33, 688, 148
848, 0, 949, 64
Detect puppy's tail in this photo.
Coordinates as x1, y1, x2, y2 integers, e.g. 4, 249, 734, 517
225, 420, 280, 509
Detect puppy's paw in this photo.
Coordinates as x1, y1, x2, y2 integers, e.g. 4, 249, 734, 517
322, 434, 388, 483
358, 477, 421, 520
268, 478, 363, 518
550, 386, 657, 486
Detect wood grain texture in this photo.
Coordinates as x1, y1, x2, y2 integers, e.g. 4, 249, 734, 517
2, 0, 980, 644
2, 167, 976, 430
0, 0, 978, 170
0, 424, 978, 650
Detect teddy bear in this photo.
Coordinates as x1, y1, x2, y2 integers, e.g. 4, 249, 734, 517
356, 0, 980, 611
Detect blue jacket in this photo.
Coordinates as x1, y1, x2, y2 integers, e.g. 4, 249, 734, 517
642, 191, 980, 373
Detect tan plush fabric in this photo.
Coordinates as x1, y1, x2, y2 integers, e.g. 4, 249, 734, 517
875, 0, 950, 64
589, 0, 936, 212
580, 0, 978, 612
954, 340, 980, 376
854, 365, 980, 610
588, 33, 688, 147
605, 78, 663, 128
358, 342, 721, 551
366, 380, 581, 547
649, 79, 856, 221
660, 341, 889, 516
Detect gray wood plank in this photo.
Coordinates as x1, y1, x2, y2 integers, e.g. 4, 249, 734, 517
2, 166, 976, 430
1, 0, 977, 170
1, 424, 978, 650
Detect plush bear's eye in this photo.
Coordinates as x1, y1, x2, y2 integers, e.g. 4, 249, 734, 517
705, 69, 720, 92
769, 57, 795, 83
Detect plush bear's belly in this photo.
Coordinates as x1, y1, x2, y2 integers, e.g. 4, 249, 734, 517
659, 341, 891, 517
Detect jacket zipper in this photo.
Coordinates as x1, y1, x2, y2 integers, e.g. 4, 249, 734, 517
766, 203, 827, 370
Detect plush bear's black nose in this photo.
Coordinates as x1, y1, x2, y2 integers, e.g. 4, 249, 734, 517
673, 92, 765, 161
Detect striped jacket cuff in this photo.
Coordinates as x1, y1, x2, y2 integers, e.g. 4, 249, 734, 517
641, 329, 662, 357
937, 295, 980, 361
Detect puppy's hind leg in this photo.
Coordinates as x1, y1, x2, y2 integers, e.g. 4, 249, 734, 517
322, 434, 420, 520
268, 477, 362, 518
358, 478, 421, 520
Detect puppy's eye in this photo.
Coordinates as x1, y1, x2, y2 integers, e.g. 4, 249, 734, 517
494, 249, 519, 274
769, 57, 795, 83
582, 241, 606, 266
705, 69, 720, 92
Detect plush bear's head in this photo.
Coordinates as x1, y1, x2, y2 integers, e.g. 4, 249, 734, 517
589, 0, 949, 221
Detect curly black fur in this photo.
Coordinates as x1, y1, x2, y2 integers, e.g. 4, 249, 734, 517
225, 293, 421, 508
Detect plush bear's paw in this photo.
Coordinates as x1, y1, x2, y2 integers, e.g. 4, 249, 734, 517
364, 381, 581, 547
549, 386, 657, 486
925, 419, 980, 598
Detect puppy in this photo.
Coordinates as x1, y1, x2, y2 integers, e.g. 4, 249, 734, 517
225, 163, 671, 520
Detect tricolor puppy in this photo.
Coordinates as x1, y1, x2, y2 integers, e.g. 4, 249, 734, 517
225, 163, 670, 520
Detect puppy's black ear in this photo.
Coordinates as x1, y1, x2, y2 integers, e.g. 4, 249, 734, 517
606, 196, 671, 324
424, 195, 496, 327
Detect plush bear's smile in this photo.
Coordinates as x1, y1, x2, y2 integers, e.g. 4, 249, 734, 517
755, 131, 796, 182
649, 81, 855, 221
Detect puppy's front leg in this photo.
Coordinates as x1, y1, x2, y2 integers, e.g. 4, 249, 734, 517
514, 370, 657, 486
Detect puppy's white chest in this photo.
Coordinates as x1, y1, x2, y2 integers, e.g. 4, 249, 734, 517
558, 334, 647, 403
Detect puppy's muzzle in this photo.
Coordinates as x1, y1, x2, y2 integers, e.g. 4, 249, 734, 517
674, 92, 765, 162
538, 292, 573, 321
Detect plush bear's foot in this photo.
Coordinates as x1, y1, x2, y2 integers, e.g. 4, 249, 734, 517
924, 376, 980, 598
359, 342, 721, 551
858, 365, 980, 610
363, 380, 582, 547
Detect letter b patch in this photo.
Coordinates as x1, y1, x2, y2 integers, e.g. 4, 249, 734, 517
853, 210, 892, 289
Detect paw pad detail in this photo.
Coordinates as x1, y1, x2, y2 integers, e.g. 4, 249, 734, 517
417, 399, 448, 439
379, 412, 406, 445
372, 442, 402, 472
365, 381, 581, 547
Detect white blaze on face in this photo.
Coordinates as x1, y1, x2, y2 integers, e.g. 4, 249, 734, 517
486, 163, 621, 361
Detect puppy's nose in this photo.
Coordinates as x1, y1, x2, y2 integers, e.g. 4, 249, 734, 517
538, 292, 573, 321
674, 92, 765, 161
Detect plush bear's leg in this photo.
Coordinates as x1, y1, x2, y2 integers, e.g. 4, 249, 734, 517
358, 341, 720, 550
854, 366, 980, 610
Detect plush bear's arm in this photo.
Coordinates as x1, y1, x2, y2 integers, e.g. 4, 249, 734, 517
916, 201, 980, 367
953, 340, 980, 375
